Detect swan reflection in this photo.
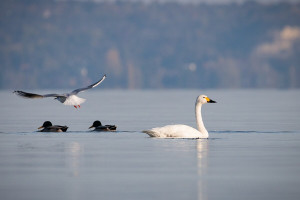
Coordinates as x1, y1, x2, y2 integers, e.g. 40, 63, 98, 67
197, 139, 209, 200
67, 142, 84, 177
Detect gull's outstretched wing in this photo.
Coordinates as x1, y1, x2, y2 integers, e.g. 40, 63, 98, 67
70, 74, 106, 95
13, 91, 61, 99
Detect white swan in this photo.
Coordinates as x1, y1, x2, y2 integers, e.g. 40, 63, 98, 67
143, 95, 216, 138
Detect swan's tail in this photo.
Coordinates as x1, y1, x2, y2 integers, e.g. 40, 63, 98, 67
142, 130, 158, 137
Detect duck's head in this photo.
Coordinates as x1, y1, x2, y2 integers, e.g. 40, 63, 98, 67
89, 120, 102, 129
38, 121, 52, 129
197, 95, 216, 105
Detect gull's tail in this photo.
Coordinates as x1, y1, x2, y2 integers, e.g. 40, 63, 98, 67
63, 95, 86, 106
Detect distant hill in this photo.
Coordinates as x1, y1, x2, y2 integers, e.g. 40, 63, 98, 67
1, 0, 300, 89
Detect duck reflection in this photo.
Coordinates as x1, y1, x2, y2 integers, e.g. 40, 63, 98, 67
197, 139, 209, 200
66, 142, 84, 177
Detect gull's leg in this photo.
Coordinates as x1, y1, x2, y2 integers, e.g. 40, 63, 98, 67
78, 105, 81, 108
74, 105, 77, 109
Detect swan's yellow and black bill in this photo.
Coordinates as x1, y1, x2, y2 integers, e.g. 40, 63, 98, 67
38, 126, 44, 129
205, 97, 217, 103
89, 125, 94, 129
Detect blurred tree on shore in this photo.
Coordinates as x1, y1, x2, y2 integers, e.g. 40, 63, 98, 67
0, 0, 300, 89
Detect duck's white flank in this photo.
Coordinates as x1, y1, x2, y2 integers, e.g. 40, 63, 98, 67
143, 95, 216, 139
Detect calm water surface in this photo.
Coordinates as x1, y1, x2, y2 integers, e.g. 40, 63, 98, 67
0, 90, 300, 200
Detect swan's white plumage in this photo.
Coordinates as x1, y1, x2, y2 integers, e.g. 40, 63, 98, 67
143, 95, 216, 139
143, 124, 202, 138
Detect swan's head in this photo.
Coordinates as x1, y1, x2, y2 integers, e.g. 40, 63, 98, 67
197, 95, 217, 105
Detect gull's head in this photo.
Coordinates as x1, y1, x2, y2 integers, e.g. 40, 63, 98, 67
197, 95, 217, 105
54, 96, 65, 103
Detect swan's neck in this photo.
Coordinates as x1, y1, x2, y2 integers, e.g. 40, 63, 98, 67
195, 103, 209, 138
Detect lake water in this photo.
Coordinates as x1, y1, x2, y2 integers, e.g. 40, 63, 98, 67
0, 89, 300, 200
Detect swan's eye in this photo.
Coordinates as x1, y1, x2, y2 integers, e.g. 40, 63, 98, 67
203, 97, 205, 98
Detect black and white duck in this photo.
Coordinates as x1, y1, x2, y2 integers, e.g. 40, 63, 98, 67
89, 120, 117, 132
38, 121, 68, 132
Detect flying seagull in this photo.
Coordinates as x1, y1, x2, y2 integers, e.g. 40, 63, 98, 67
14, 74, 106, 109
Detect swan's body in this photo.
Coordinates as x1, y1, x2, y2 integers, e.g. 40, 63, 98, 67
14, 75, 106, 109
144, 124, 202, 138
143, 95, 216, 139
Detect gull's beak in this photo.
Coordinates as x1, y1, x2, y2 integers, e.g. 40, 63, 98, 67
38, 126, 44, 129
89, 125, 94, 129
206, 97, 217, 103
